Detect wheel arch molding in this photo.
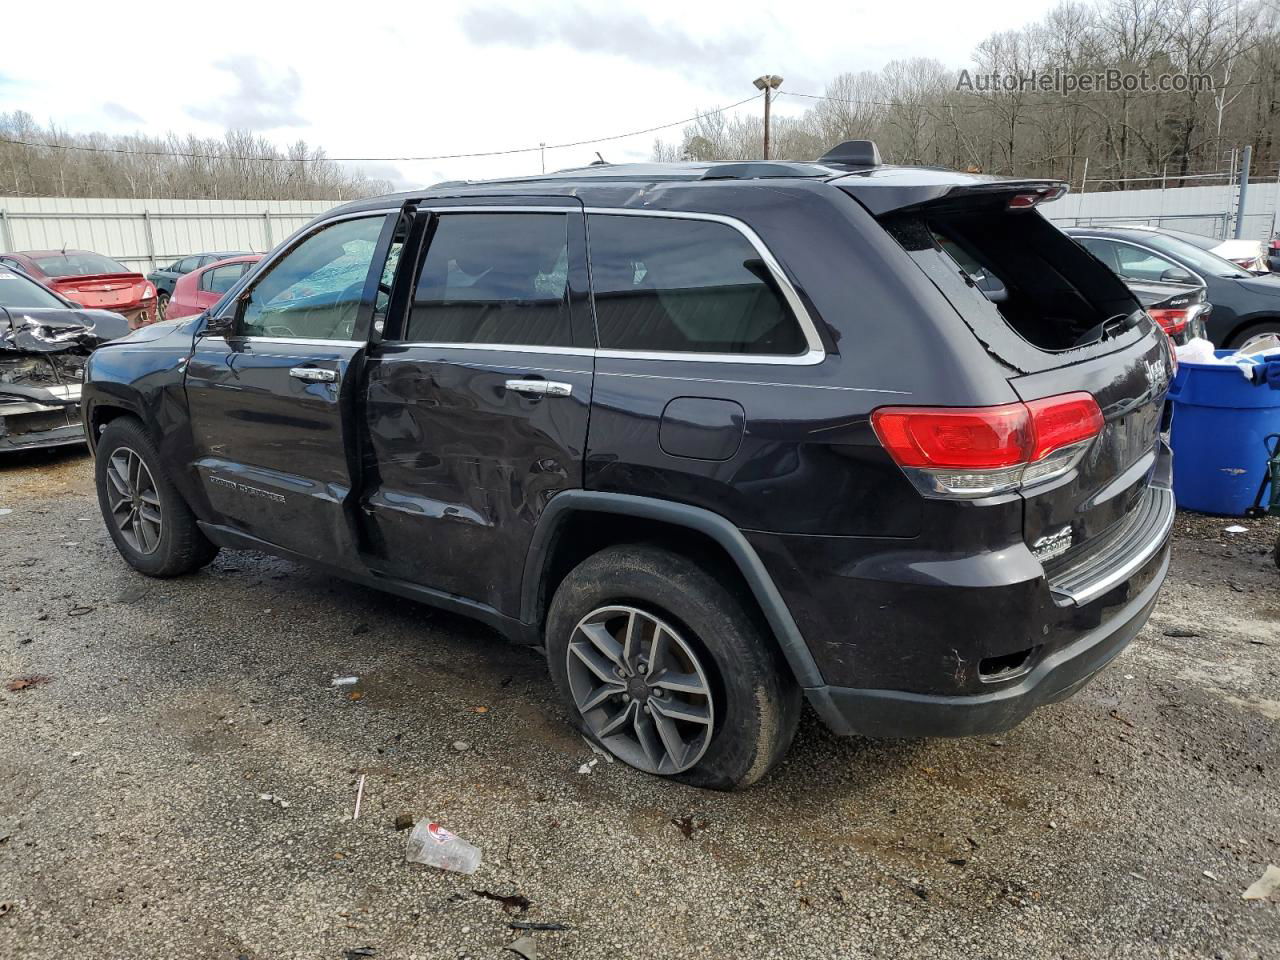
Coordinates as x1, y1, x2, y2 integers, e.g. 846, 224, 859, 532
520, 490, 825, 691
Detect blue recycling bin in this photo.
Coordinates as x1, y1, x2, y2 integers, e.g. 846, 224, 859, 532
1168, 351, 1280, 515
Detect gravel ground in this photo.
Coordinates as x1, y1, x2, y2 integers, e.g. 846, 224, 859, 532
1, 447, 1278, 960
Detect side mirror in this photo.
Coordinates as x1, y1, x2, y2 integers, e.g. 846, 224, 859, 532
202, 313, 235, 338
1161, 268, 1195, 284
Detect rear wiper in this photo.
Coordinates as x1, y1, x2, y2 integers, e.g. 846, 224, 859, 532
1102, 311, 1141, 339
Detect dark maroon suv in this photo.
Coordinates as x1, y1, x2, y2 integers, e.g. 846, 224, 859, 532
81, 141, 1175, 789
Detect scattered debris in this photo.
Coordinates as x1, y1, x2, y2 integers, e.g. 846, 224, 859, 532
472, 889, 532, 914
1224, 525, 1248, 534
1242, 864, 1280, 901
1108, 709, 1135, 728
0, 509, 12, 517
331, 676, 359, 687
947, 858, 968, 867
672, 815, 709, 840
504, 936, 537, 960
1247, 638, 1271, 646
509, 921, 570, 932
351, 623, 370, 636
352, 775, 366, 821
405, 821, 481, 874
0, 903, 10, 918
577, 758, 598, 775
344, 948, 376, 959
1203, 870, 1219, 881
1163, 628, 1202, 638
394, 814, 414, 831
349, 691, 364, 702
1229, 582, 1246, 593
472, 705, 489, 714
67, 605, 94, 617
5, 675, 51, 692
257, 793, 291, 809
453, 741, 470, 752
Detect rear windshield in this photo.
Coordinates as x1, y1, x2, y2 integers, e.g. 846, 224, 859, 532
0, 269, 65, 309
882, 205, 1140, 356
33, 253, 129, 277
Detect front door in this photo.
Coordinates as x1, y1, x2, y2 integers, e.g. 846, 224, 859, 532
361, 200, 594, 617
184, 211, 397, 562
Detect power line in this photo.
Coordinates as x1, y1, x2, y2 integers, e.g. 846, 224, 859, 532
0, 94, 764, 165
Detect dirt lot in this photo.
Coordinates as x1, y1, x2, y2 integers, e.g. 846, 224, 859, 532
1, 447, 1278, 960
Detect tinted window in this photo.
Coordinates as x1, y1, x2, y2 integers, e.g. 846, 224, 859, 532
241, 215, 386, 340
1141, 232, 1251, 278
1081, 239, 1181, 282
32, 252, 129, 277
176, 257, 202, 273
405, 213, 571, 346
587, 214, 805, 355
201, 262, 248, 294
0, 269, 65, 309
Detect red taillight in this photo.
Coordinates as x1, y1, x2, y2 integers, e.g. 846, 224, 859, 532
1146, 307, 1189, 336
870, 403, 1030, 469
1024, 392, 1104, 461
872, 393, 1103, 498
1007, 193, 1040, 209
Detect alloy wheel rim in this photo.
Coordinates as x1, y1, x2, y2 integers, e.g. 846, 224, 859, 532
104, 447, 163, 555
565, 605, 715, 775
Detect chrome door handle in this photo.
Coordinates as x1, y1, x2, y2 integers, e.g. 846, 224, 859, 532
505, 379, 572, 397
290, 366, 338, 383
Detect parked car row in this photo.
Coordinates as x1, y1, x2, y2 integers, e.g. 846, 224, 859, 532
1064, 224, 1280, 347
0, 247, 261, 451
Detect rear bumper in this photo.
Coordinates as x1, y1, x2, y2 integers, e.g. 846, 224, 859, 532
805, 542, 1168, 737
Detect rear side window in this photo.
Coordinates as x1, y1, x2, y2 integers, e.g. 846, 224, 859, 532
406, 213, 572, 347
587, 214, 806, 355
0, 269, 64, 309
200, 262, 248, 294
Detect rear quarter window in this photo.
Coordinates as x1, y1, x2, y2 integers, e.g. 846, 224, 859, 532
587, 214, 807, 356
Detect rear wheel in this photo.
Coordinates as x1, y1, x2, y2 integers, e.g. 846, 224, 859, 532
95, 417, 218, 577
156, 292, 170, 321
1227, 320, 1280, 349
546, 544, 801, 790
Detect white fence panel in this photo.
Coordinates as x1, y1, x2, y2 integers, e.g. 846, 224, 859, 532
0, 197, 339, 271
1044, 182, 1280, 241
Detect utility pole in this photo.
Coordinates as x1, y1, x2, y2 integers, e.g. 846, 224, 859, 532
1234, 143, 1252, 239
753, 75, 783, 160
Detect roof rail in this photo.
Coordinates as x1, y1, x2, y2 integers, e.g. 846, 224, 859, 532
698, 161, 830, 180
818, 140, 881, 167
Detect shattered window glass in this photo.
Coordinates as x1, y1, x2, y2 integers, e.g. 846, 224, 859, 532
241, 216, 387, 340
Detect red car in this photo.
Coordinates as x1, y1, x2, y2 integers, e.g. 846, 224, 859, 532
0, 250, 159, 328
167, 254, 262, 321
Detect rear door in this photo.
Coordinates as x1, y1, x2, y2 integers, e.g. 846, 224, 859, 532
360, 199, 594, 616
184, 209, 398, 562
195, 260, 253, 313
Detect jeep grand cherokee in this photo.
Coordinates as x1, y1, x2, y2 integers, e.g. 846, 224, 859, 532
82, 141, 1175, 789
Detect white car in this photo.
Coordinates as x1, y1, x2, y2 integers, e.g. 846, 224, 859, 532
1116, 225, 1268, 272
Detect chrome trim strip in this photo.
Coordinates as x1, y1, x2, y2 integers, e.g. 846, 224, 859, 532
391, 341, 595, 356
385, 204, 828, 367
1050, 485, 1175, 606
235, 337, 365, 348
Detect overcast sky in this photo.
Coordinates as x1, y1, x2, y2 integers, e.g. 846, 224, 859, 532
1, 0, 1061, 189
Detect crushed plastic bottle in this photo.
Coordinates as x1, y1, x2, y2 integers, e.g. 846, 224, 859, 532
405, 820, 482, 874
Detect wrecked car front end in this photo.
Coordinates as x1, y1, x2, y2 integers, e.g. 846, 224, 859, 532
1, 308, 129, 452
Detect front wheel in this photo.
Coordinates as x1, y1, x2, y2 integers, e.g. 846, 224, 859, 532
156, 292, 169, 321
545, 544, 801, 790
95, 417, 218, 577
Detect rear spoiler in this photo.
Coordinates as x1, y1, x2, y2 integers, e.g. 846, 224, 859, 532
834, 168, 1067, 216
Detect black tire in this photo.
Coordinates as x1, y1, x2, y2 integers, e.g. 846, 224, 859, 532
156, 292, 170, 321
546, 544, 801, 790
1227, 320, 1280, 349
95, 417, 218, 577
